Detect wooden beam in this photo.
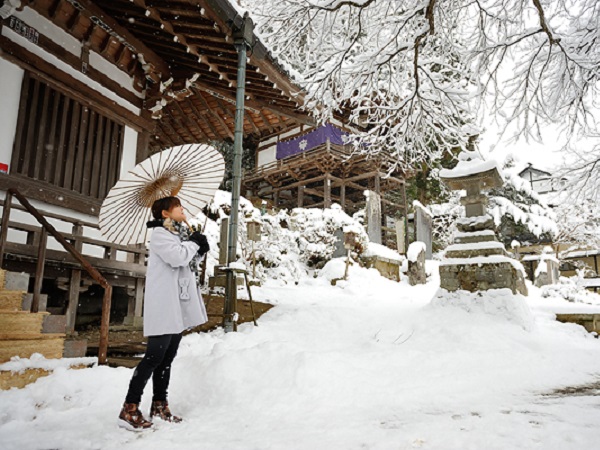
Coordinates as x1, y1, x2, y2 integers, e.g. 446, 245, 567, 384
45, 0, 170, 79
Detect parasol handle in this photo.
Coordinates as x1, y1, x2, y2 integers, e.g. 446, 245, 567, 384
185, 215, 209, 233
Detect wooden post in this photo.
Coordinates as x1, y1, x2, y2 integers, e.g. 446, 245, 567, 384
340, 183, 346, 211
297, 185, 304, 208
65, 223, 83, 332
324, 173, 331, 208
32, 228, 48, 313
98, 284, 112, 365
134, 277, 144, 318
0, 190, 12, 269
402, 181, 409, 252
273, 189, 280, 208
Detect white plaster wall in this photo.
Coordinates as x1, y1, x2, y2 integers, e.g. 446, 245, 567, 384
0, 58, 23, 173
257, 146, 277, 167
120, 127, 138, 177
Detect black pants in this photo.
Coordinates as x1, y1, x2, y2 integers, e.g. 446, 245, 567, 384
125, 333, 183, 405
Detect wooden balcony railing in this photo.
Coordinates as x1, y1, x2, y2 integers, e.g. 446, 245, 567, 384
0, 188, 139, 364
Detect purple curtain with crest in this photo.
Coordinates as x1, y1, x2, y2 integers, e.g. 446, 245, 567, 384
276, 123, 349, 160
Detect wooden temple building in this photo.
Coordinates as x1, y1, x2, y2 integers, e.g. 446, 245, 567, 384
0, 0, 313, 362
0, 0, 408, 366
244, 122, 408, 245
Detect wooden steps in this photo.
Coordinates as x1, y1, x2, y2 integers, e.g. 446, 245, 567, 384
0, 290, 27, 310
0, 269, 65, 364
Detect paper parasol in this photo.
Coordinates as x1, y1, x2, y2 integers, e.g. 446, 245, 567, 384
99, 143, 225, 245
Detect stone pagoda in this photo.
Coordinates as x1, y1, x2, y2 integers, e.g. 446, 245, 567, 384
439, 151, 528, 295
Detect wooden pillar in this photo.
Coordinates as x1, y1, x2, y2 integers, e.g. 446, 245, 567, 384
65, 223, 83, 332
273, 189, 280, 208
340, 183, 346, 211
135, 109, 154, 163
324, 174, 331, 208
402, 181, 409, 252
134, 278, 144, 318
298, 185, 304, 208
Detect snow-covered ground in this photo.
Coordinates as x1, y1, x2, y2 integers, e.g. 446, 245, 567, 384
2, 261, 600, 450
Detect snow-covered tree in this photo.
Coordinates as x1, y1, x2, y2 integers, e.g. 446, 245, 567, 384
488, 158, 557, 246
549, 195, 600, 259
241, 0, 599, 174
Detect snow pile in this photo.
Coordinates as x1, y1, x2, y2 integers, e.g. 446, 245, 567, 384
407, 241, 426, 262
3, 261, 600, 449
3, 265, 600, 449
430, 288, 535, 331
362, 242, 404, 262
0, 353, 97, 373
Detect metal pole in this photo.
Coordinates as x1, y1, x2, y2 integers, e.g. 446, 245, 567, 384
224, 14, 252, 332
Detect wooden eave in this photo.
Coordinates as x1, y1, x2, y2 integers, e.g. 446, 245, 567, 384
17, 0, 312, 149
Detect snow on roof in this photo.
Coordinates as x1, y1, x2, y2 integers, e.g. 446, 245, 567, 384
563, 249, 600, 259
455, 214, 493, 226
413, 200, 433, 217
439, 150, 500, 179
445, 241, 505, 252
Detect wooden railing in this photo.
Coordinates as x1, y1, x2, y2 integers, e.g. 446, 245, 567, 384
0, 188, 119, 364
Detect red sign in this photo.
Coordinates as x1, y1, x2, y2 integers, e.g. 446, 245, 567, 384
0, 163, 8, 174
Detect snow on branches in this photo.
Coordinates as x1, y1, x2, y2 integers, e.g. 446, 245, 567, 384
241, 0, 599, 175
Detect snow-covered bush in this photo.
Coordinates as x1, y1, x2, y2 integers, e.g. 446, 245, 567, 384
540, 277, 600, 306
204, 193, 368, 284
290, 204, 368, 268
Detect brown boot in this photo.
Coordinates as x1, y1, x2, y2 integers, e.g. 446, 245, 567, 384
118, 403, 153, 431
150, 400, 182, 423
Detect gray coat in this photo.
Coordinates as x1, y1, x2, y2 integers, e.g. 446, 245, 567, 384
143, 226, 208, 336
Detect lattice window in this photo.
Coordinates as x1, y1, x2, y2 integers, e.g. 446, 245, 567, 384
11, 72, 124, 200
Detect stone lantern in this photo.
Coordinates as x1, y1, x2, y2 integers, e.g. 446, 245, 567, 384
438, 151, 527, 295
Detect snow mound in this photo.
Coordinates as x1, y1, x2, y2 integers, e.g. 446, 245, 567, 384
429, 288, 535, 331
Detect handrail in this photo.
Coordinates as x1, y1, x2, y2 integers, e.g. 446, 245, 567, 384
0, 188, 112, 365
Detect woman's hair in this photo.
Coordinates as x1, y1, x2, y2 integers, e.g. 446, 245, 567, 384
151, 196, 181, 220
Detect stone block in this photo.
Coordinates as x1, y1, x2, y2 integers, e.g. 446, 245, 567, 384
407, 244, 427, 286
22, 293, 33, 312
63, 339, 88, 358
3, 271, 29, 291
42, 315, 67, 334
123, 315, 144, 328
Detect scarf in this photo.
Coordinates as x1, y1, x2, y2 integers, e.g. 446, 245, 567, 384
147, 218, 201, 283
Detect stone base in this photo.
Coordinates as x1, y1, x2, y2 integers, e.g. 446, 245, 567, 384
361, 256, 401, 282
440, 261, 528, 296
122, 315, 144, 328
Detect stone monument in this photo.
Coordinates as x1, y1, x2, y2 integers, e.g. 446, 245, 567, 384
438, 151, 528, 295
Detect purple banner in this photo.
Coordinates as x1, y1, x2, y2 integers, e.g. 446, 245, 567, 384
276, 123, 349, 160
